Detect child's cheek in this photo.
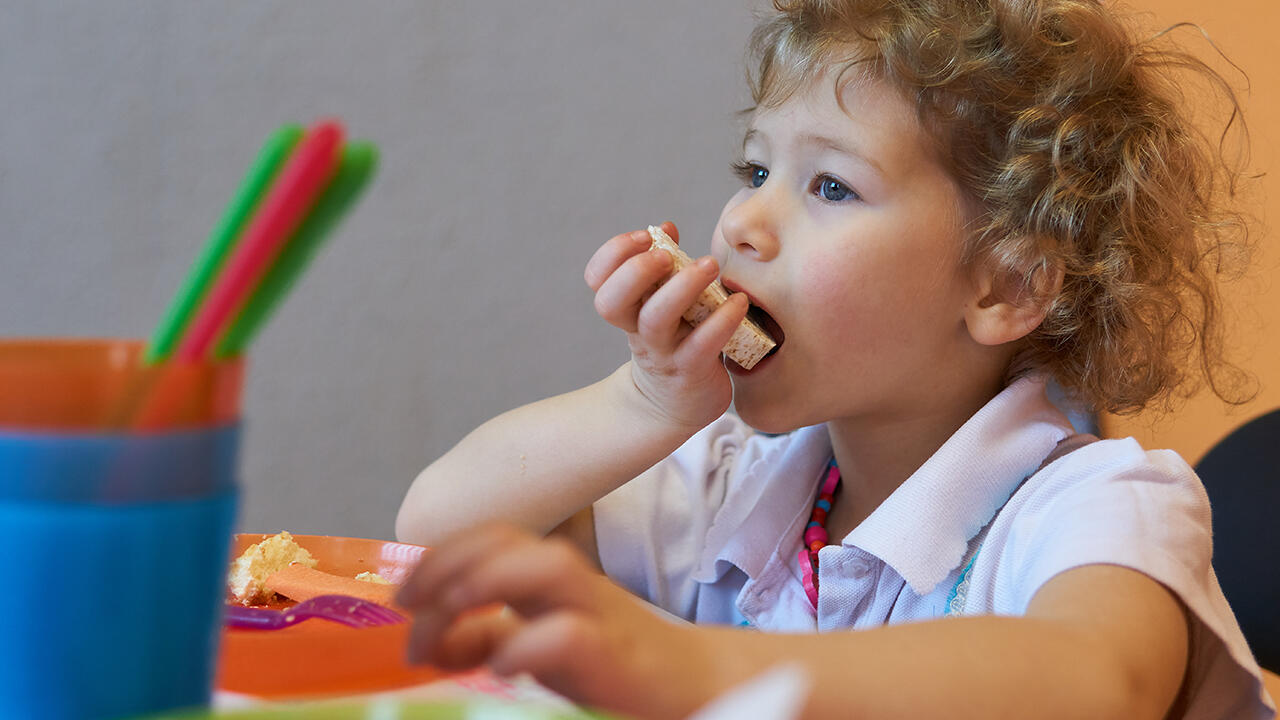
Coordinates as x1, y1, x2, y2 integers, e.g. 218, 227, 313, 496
800, 254, 869, 344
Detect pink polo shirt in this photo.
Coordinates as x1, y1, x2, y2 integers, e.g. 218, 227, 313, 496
593, 376, 1274, 718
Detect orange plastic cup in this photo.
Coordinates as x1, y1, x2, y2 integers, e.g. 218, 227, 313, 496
0, 338, 244, 431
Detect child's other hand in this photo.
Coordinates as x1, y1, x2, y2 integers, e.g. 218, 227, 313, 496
585, 222, 749, 431
397, 523, 713, 720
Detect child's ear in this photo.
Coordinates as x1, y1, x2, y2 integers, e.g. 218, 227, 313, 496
964, 254, 1064, 347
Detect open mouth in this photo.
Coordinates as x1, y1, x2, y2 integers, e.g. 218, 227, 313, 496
747, 303, 785, 358
719, 278, 785, 371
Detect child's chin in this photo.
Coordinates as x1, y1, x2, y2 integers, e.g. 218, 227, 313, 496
731, 396, 801, 435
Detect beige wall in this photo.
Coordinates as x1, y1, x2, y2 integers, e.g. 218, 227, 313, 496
1101, 0, 1280, 462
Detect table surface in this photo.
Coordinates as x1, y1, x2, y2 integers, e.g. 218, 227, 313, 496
215, 668, 581, 714
214, 666, 1280, 719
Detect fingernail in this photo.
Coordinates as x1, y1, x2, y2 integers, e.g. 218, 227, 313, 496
697, 256, 717, 272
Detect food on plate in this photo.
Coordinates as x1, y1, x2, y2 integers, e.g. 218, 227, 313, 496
227, 531, 319, 605
265, 564, 399, 607
354, 571, 390, 584
647, 225, 776, 369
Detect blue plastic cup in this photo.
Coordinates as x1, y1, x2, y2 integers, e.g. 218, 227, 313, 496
0, 423, 240, 504
0, 338, 244, 717
0, 484, 239, 719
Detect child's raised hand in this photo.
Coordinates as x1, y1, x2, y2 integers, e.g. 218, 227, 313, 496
585, 222, 749, 432
396, 523, 715, 719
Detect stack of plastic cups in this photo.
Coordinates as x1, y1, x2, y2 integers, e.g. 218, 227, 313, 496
0, 338, 244, 719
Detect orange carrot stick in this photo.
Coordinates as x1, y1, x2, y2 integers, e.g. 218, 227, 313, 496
264, 564, 398, 608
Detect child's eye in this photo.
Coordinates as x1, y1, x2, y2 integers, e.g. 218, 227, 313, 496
813, 175, 860, 203
731, 161, 768, 189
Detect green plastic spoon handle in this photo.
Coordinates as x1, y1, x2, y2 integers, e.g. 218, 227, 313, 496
144, 124, 305, 363
215, 141, 378, 358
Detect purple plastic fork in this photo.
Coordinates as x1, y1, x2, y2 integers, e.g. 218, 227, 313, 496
224, 594, 405, 630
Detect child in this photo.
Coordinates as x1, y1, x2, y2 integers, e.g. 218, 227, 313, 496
396, 1, 1272, 717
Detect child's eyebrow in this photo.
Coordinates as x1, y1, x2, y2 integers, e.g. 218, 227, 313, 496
798, 132, 886, 178
742, 128, 886, 179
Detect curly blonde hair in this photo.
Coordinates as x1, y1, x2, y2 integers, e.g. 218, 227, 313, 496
748, 0, 1256, 415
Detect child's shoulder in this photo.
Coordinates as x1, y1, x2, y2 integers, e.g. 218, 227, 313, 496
992, 435, 1212, 598
1027, 434, 1204, 501
1008, 435, 1208, 530
994, 437, 1272, 718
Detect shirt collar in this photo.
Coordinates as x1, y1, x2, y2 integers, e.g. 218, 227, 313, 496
843, 375, 1074, 595
695, 423, 832, 583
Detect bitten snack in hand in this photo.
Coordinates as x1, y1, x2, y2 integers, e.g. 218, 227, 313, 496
647, 225, 776, 369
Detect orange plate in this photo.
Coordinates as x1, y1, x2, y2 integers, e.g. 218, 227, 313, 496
216, 534, 440, 699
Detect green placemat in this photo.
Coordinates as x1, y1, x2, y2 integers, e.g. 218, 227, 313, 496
149, 697, 616, 720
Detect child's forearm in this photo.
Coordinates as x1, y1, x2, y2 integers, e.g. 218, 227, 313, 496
396, 363, 703, 546
697, 616, 1166, 720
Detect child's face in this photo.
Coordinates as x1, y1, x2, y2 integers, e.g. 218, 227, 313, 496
711, 69, 988, 433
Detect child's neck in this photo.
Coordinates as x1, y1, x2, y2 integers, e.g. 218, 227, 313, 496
823, 376, 1005, 542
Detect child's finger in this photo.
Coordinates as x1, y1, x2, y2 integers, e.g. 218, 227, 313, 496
635, 256, 720, 352
427, 607, 523, 670
592, 249, 673, 332
486, 610, 604, 698
437, 536, 600, 620
655, 220, 679, 245
397, 524, 532, 608
584, 229, 653, 292
404, 536, 597, 664
674, 292, 749, 368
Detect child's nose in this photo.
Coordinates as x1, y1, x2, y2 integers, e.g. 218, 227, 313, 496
720, 187, 780, 262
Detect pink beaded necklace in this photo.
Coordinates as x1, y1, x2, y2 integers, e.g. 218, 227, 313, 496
799, 458, 842, 608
